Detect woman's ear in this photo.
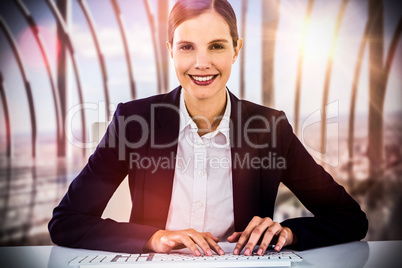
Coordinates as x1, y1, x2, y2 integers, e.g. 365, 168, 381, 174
166, 41, 174, 58
233, 38, 243, 63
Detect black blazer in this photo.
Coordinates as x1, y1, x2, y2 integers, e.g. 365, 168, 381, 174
49, 86, 368, 253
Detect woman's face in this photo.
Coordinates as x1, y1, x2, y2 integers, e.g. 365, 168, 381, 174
167, 10, 242, 104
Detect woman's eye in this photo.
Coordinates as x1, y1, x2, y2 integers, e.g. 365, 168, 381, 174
211, 44, 224, 50
180, 45, 194, 51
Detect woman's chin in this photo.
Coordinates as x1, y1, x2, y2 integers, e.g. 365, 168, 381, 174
184, 86, 226, 102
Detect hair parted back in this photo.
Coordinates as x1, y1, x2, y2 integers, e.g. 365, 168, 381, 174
168, 0, 239, 48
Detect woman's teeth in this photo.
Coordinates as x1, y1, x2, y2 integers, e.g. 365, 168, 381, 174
191, 75, 214, 82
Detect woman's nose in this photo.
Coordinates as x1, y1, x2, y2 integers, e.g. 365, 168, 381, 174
194, 51, 211, 70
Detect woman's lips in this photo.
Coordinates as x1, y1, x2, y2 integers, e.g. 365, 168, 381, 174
189, 74, 218, 86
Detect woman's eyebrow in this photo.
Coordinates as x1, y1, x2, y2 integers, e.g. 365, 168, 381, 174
174, 39, 229, 46
175, 40, 194, 45
208, 39, 229, 44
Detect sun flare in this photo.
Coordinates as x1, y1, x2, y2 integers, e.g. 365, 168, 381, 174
303, 18, 336, 61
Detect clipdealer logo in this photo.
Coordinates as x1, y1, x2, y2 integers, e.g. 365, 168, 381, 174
301, 101, 339, 167
65, 101, 116, 150
65, 100, 294, 171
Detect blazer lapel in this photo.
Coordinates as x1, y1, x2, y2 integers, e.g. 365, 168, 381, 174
143, 87, 181, 228
229, 92, 261, 231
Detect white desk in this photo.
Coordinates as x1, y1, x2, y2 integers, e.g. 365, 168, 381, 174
0, 241, 400, 268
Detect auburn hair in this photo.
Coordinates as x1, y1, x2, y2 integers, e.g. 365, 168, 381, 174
168, 0, 239, 48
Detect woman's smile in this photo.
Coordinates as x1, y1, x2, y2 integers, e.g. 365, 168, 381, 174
189, 74, 218, 85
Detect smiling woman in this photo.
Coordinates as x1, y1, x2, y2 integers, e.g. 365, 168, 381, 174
49, 0, 368, 258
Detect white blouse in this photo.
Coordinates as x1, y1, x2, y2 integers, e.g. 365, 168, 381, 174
165, 90, 235, 240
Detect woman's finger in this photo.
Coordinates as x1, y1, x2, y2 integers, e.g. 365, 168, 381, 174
203, 233, 225, 255
187, 231, 214, 256
274, 227, 290, 251
257, 222, 282, 255
204, 232, 220, 243
243, 217, 273, 256
227, 231, 242, 243
178, 234, 202, 256
233, 216, 266, 255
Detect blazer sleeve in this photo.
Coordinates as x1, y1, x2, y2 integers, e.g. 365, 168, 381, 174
48, 103, 160, 253
277, 112, 368, 250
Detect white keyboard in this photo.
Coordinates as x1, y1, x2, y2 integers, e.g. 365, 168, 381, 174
69, 251, 302, 267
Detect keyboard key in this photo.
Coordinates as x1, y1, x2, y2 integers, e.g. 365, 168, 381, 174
68, 256, 87, 266
100, 255, 115, 263
80, 256, 98, 264
90, 255, 106, 263
137, 256, 148, 262
126, 256, 139, 263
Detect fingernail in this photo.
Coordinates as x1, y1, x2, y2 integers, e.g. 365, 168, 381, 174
275, 246, 280, 251
168, 241, 175, 247
233, 248, 239, 255
245, 248, 251, 256
195, 249, 201, 256
219, 249, 225, 255
207, 249, 212, 256
257, 248, 263, 255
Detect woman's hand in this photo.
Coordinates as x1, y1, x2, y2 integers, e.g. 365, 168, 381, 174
227, 216, 297, 256
143, 228, 225, 256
